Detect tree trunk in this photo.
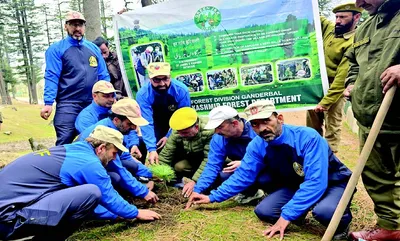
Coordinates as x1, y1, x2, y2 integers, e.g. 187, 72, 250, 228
57, 0, 64, 39
0, 70, 7, 105
43, 5, 51, 46
83, 0, 101, 41
141, 0, 153, 7
77, 0, 82, 12
5, 82, 12, 105
13, 0, 32, 103
100, 0, 107, 36
21, 0, 38, 104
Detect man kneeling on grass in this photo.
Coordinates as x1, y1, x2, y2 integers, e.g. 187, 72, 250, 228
158, 107, 214, 197
0, 126, 160, 241
186, 100, 352, 240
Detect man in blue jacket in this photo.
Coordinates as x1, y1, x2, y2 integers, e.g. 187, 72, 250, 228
40, 11, 110, 145
0, 126, 160, 241
75, 80, 117, 134
192, 105, 263, 204
136, 62, 191, 164
77, 98, 153, 182
187, 100, 352, 240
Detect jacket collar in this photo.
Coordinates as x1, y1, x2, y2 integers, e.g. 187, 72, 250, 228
91, 101, 111, 114
66, 35, 84, 46
375, 0, 400, 25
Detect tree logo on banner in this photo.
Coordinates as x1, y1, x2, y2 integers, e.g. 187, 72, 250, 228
194, 6, 221, 31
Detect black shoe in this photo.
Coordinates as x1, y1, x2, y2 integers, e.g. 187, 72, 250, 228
332, 225, 350, 241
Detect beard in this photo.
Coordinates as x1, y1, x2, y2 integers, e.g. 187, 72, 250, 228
259, 125, 282, 142
69, 31, 83, 40
116, 123, 130, 135
335, 19, 354, 35
259, 130, 277, 142
152, 84, 170, 94
99, 153, 111, 167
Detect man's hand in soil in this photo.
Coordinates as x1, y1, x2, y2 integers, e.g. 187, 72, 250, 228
185, 192, 210, 209
148, 151, 159, 165
182, 180, 196, 198
263, 216, 290, 240
144, 190, 159, 204
136, 209, 161, 221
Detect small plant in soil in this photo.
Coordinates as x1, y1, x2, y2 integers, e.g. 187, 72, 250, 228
149, 164, 175, 192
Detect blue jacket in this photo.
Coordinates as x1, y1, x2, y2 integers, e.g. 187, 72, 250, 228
136, 80, 191, 152
77, 118, 152, 178
0, 142, 147, 222
44, 36, 110, 105
209, 124, 351, 221
194, 119, 256, 193
75, 101, 110, 134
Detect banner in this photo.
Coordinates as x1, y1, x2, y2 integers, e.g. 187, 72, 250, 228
114, 0, 328, 113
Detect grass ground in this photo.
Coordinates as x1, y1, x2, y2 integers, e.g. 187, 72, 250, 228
0, 101, 376, 240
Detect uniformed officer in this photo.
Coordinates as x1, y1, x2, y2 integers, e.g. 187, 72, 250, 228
158, 107, 213, 197
187, 100, 353, 240
344, 0, 400, 239
136, 62, 191, 165
0, 126, 160, 241
75, 80, 117, 134
306, 3, 362, 153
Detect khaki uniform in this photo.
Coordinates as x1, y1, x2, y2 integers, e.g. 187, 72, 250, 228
345, 0, 400, 229
306, 16, 354, 152
159, 117, 214, 182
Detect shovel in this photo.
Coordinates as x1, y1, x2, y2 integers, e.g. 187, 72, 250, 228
321, 85, 397, 241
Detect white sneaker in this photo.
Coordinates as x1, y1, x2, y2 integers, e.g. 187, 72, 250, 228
234, 193, 246, 202
237, 189, 265, 204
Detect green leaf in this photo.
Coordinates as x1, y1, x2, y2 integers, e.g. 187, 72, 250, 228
149, 164, 176, 182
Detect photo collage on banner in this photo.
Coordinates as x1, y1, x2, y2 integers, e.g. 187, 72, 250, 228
114, 0, 328, 113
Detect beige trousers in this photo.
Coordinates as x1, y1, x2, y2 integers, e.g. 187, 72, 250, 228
306, 97, 346, 153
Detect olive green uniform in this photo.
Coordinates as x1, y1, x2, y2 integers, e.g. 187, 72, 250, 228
345, 0, 400, 229
306, 16, 354, 152
159, 117, 214, 182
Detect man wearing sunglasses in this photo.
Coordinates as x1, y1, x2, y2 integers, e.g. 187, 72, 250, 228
136, 62, 191, 165
40, 11, 110, 146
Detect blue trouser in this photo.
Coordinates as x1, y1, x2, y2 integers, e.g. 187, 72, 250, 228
0, 184, 101, 241
254, 181, 352, 233
54, 102, 90, 146
107, 159, 139, 187
216, 169, 272, 196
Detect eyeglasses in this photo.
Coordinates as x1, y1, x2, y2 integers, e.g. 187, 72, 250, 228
68, 22, 85, 28
152, 76, 170, 83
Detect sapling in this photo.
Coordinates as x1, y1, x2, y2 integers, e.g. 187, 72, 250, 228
149, 164, 175, 192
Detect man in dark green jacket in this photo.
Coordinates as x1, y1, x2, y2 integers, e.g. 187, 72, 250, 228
344, 0, 400, 240
159, 107, 213, 197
